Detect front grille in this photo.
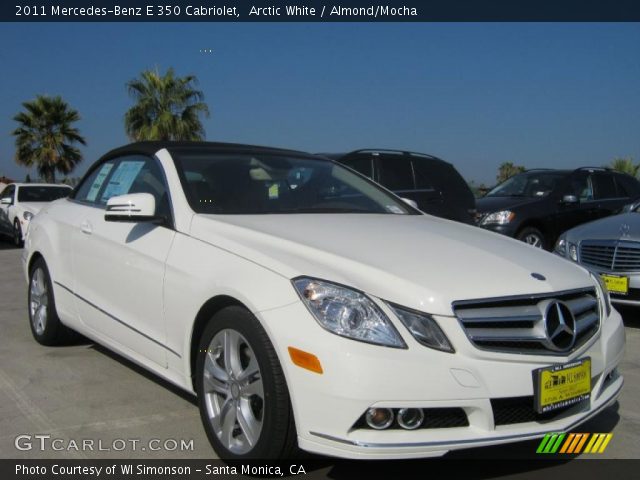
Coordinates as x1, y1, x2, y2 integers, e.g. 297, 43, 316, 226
580, 240, 640, 272
453, 288, 599, 355
491, 396, 580, 426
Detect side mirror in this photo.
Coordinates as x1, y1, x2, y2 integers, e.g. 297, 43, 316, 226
105, 193, 162, 223
0, 197, 11, 205
401, 198, 419, 210
562, 194, 578, 204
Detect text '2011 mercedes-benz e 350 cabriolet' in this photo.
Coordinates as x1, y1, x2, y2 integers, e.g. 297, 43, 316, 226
22, 142, 624, 459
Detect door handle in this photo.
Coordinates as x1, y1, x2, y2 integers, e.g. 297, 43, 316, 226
80, 221, 93, 234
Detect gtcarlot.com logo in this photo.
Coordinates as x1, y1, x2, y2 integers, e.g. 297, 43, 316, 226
536, 433, 613, 454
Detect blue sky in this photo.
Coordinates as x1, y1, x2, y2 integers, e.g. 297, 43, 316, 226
0, 22, 639, 184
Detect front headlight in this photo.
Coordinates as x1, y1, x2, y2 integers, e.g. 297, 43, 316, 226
555, 236, 567, 256
387, 303, 454, 352
292, 277, 406, 348
590, 272, 612, 318
23, 211, 33, 221
480, 210, 515, 225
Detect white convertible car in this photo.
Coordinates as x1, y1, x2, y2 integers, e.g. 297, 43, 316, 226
23, 142, 624, 459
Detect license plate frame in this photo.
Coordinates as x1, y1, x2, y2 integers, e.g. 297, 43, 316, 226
600, 274, 629, 295
533, 358, 591, 414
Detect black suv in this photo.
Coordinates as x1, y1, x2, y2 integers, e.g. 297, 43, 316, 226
320, 149, 476, 224
476, 167, 640, 249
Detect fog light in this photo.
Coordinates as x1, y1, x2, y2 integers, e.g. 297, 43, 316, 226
365, 408, 394, 430
397, 408, 424, 430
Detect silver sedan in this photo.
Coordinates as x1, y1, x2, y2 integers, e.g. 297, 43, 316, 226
555, 202, 640, 306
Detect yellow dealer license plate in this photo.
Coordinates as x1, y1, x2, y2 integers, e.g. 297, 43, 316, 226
601, 274, 629, 295
533, 358, 591, 413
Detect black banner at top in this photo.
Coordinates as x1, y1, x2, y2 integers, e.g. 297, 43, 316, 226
3, 0, 640, 22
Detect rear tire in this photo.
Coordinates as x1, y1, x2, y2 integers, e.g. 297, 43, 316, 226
516, 227, 546, 249
28, 257, 76, 345
195, 305, 298, 459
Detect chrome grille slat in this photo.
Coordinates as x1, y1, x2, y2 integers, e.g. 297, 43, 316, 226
580, 240, 640, 272
453, 288, 600, 355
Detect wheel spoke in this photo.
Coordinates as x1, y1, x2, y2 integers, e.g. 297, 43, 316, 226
223, 330, 242, 378
236, 401, 260, 447
205, 351, 228, 383
220, 399, 237, 446
241, 377, 263, 398
203, 371, 229, 396
237, 354, 260, 384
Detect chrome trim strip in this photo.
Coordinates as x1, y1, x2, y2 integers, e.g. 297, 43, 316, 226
452, 287, 595, 308
54, 281, 181, 358
309, 380, 622, 449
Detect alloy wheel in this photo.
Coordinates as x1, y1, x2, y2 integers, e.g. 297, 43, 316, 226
202, 329, 264, 455
524, 234, 543, 248
29, 268, 49, 336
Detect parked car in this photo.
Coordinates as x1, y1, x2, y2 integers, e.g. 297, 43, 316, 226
476, 168, 640, 250
0, 183, 72, 246
320, 149, 476, 224
555, 200, 640, 306
23, 142, 624, 459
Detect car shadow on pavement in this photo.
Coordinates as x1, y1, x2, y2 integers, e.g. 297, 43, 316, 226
89, 342, 198, 406
0, 239, 20, 250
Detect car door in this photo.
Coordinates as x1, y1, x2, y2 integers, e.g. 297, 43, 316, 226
592, 172, 627, 218
555, 172, 599, 235
0, 185, 16, 234
71, 155, 176, 367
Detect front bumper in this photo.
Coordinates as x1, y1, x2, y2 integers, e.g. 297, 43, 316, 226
477, 222, 518, 238
258, 300, 625, 459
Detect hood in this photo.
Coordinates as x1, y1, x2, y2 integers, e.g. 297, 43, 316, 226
565, 212, 640, 242
476, 195, 539, 214
19, 203, 43, 215
189, 214, 593, 316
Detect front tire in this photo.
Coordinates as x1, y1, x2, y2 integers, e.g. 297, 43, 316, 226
516, 226, 546, 249
13, 219, 23, 247
28, 258, 75, 345
196, 306, 298, 459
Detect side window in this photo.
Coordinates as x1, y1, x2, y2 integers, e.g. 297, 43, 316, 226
411, 159, 437, 191
1, 185, 15, 202
614, 174, 640, 198
75, 160, 117, 204
378, 156, 415, 191
340, 156, 373, 178
569, 174, 593, 202
592, 173, 618, 200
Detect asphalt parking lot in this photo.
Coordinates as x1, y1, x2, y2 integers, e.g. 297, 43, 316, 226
0, 242, 638, 462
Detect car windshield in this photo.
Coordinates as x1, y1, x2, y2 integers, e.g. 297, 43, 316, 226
486, 172, 564, 198
17, 186, 71, 202
172, 150, 415, 215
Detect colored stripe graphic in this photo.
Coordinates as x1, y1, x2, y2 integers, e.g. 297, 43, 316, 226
536, 433, 565, 453
538, 433, 613, 454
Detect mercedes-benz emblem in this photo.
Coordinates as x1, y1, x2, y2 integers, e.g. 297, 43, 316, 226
620, 223, 631, 238
543, 300, 577, 352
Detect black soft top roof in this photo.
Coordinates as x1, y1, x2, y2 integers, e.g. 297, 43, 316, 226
99, 141, 321, 162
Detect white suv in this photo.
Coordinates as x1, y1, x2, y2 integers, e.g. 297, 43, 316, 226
22, 142, 625, 459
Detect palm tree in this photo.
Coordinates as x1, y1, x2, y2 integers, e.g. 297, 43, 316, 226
12, 95, 86, 184
609, 157, 639, 178
496, 162, 525, 183
124, 68, 210, 141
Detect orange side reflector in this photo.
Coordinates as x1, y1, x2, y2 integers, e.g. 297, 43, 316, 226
288, 347, 323, 374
